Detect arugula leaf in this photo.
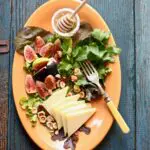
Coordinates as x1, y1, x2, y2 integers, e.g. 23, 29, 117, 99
97, 66, 112, 80
75, 77, 89, 86
58, 60, 73, 75
61, 38, 72, 55
19, 94, 43, 126
91, 29, 110, 42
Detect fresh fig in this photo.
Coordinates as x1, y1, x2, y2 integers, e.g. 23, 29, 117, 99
25, 74, 36, 94
24, 45, 37, 63
33, 58, 58, 81
32, 57, 49, 71
35, 36, 45, 48
44, 75, 56, 90
39, 43, 53, 57
36, 81, 49, 99
54, 39, 61, 50
35, 36, 45, 54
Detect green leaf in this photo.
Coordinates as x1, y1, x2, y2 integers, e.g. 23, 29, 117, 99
106, 46, 121, 54
97, 66, 112, 80
61, 38, 72, 55
47, 34, 59, 43
91, 29, 110, 42
75, 78, 89, 86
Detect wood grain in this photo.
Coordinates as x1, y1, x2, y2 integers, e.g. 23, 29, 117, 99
135, 0, 150, 150
88, 0, 136, 150
8, 0, 46, 149
0, 0, 11, 149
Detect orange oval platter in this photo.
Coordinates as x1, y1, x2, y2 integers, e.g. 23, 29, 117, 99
12, 0, 121, 149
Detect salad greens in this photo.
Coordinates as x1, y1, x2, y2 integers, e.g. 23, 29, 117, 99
20, 94, 43, 126
58, 29, 121, 83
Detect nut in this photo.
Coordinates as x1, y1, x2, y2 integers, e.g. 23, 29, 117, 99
54, 130, 59, 135
71, 75, 78, 82
37, 111, 45, 118
46, 121, 53, 129
60, 81, 66, 88
62, 76, 66, 80
67, 92, 73, 97
46, 115, 54, 122
39, 115, 46, 124
49, 129, 54, 135
56, 80, 61, 88
79, 91, 85, 98
52, 122, 58, 129
31, 107, 38, 114
55, 74, 61, 79
57, 51, 62, 58
74, 68, 81, 76
73, 85, 81, 93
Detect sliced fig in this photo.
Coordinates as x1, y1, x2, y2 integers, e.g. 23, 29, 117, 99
44, 75, 56, 90
35, 36, 45, 48
54, 39, 61, 50
32, 58, 49, 71
36, 81, 49, 99
24, 45, 37, 63
25, 74, 36, 94
39, 43, 53, 57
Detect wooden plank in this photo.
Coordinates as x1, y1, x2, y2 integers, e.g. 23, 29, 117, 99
135, 0, 150, 150
0, 0, 11, 149
8, 0, 46, 149
87, 0, 136, 150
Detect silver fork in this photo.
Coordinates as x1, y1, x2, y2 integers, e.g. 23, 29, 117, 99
80, 61, 130, 134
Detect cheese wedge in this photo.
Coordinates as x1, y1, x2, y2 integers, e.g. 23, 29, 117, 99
51, 95, 80, 129
53, 101, 85, 130
43, 87, 69, 111
65, 108, 96, 137
51, 94, 80, 109
61, 103, 92, 135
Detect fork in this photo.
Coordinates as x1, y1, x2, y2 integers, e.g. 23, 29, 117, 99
80, 61, 130, 134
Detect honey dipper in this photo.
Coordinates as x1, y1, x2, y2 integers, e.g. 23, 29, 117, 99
57, 0, 87, 33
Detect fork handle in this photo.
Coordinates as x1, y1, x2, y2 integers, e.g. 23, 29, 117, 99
106, 100, 130, 134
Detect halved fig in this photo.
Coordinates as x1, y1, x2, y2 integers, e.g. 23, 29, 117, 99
44, 75, 56, 90
35, 36, 45, 54
36, 81, 49, 99
25, 74, 36, 94
39, 43, 53, 57
35, 36, 45, 48
54, 39, 61, 50
32, 58, 49, 71
24, 45, 37, 63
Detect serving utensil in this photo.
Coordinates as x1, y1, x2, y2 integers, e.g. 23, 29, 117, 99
57, 0, 86, 33
80, 61, 130, 134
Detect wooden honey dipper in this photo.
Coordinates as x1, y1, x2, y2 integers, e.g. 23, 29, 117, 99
57, 0, 87, 33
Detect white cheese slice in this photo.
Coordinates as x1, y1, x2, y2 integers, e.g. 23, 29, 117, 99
54, 101, 85, 130
42, 87, 69, 112
51, 95, 80, 129
61, 103, 92, 135
65, 108, 96, 137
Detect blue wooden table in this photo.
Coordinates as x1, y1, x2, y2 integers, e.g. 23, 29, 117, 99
0, 0, 149, 149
